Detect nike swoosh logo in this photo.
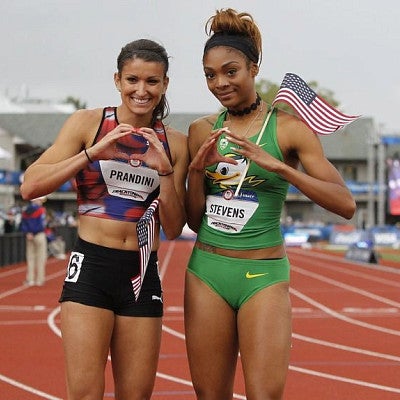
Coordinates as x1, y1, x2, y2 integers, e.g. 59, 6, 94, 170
245, 272, 269, 279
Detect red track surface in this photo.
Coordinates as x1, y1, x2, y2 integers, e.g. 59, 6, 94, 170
1, 240, 400, 399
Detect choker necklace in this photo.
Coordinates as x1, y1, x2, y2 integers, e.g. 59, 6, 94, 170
225, 101, 264, 139
227, 93, 261, 116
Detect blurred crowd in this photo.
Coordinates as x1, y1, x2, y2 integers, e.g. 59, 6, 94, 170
0, 205, 77, 234
0, 205, 77, 260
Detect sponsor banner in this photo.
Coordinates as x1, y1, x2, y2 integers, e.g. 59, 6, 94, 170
0, 170, 75, 192
0, 170, 22, 185
284, 232, 309, 246
387, 158, 400, 215
281, 225, 333, 241
329, 230, 365, 246
330, 226, 400, 247
368, 226, 400, 246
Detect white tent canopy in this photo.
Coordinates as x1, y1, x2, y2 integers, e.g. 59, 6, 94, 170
0, 146, 12, 159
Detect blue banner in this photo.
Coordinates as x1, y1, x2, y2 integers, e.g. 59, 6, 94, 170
387, 158, 400, 215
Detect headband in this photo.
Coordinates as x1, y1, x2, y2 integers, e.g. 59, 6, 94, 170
203, 32, 259, 63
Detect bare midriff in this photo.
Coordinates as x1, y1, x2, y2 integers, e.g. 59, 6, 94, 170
77, 215, 161, 251
195, 240, 286, 259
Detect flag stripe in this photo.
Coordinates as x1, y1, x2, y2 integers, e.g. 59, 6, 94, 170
274, 92, 340, 134
132, 198, 159, 301
272, 73, 360, 135
275, 91, 340, 130
274, 90, 353, 132
314, 97, 358, 123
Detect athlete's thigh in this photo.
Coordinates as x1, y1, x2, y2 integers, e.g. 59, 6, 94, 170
61, 301, 114, 398
110, 315, 162, 400
184, 271, 238, 398
237, 282, 292, 399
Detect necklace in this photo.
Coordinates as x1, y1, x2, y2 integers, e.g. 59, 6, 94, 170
227, 93, 261, 116
226, 101, 264, 138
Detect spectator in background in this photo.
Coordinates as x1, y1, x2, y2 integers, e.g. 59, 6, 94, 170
2, 206, 21, 233
45, 210, 67, 260
4, 210, 16, 233
20, 196, 48, 286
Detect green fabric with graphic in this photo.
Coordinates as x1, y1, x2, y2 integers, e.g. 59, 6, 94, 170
197, 109, 289, 249
188, 247, 290, 309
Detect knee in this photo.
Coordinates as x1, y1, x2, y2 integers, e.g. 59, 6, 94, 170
115, 382, 155, 400
245, 386, 285, 400
193, 386, 233, 400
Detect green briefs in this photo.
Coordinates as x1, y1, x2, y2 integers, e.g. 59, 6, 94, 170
187, 247, 290, 310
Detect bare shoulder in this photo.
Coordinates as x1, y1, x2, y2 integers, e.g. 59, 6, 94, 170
55, 108, 104, 147
276, 109, 322, 152
165, 126, 188, 156
164, 126, 189, 171
277, 109, 312, 136
189, 113, 219, 134
165, 125, 187, 140
165, 126, 187, 145
65, 108, 103, 131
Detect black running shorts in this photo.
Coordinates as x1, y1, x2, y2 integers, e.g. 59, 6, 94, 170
59, 237, 163, 317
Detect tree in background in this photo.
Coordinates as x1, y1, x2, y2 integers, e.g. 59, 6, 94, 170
256, 78, 340, 113
64, 96, 87, 110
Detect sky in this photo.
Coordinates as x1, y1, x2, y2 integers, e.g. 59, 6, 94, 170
1, 0, 399, 133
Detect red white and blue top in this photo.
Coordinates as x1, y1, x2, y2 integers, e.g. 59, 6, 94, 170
76, 107, 171, 222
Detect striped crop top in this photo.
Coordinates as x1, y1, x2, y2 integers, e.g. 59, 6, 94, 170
76, 107, 171, 222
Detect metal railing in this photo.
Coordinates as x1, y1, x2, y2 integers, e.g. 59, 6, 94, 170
0, 227, 77, 267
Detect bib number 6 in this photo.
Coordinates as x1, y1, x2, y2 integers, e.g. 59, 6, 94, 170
65, 252, 84, 282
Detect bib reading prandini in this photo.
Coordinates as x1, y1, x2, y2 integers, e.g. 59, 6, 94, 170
205, 190, 259, 233
100, 160, 159, 201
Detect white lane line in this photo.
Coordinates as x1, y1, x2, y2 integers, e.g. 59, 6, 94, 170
292, 265, 400, 308
0, 305, 47, 311
0, 268, 66, 300
0, 373, 62, 400
290, 287, 400, 336
48, 307, 246, 399
292, 333, 400, 362
159, 240, 175, 280
163, 324, 400, 394
343, 307, 398, 314
289, 366, 400, 394
292, 254, 400, 288
288, 248, 400, 275
0, 265, 26, 277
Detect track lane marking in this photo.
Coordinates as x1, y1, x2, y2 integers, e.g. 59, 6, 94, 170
162, 324, 400, 394
0, 373, 62, 400
291, 287, 400, 336
292, 264, 400, 308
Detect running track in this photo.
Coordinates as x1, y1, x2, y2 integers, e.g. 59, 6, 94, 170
1, 239, 399, 399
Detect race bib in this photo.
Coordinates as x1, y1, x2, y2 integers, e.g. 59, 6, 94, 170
205, 190, 259, 233
100, 160, 159, 201
65, 252, 84, 283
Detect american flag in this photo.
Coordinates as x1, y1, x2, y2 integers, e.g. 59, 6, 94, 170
131, 198, 160, 301
272, 73, 360, 135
